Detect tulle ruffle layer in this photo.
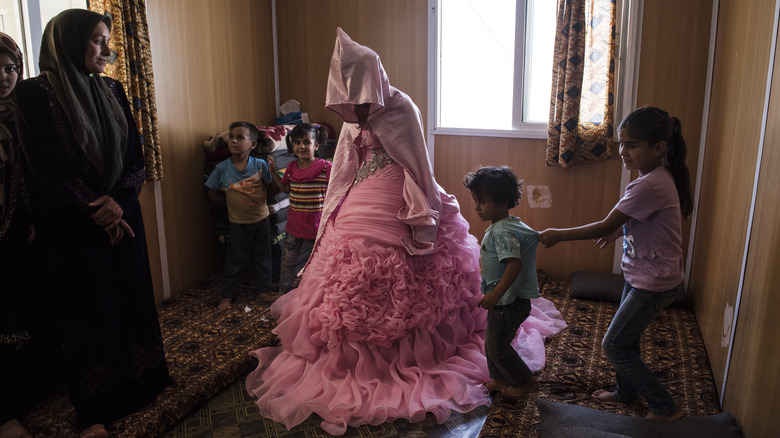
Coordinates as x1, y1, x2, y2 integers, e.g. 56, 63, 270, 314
311, 237, 478, 348
247, 213, 491, 435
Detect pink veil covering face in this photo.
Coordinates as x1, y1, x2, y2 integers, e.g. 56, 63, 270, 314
321, 28, 442, 255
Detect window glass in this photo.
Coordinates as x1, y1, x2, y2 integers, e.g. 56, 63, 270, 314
439, 0, 516, 130
0, 0, 86, 77
523, 0, 556, 123
39, 0, 84, 29
0, 1, 26, 64
437, 0, 556, 131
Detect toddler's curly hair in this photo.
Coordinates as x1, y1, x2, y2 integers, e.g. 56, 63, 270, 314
462, 166, 522, 208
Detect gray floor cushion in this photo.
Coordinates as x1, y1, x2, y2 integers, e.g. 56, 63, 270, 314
537, 399, 742, 438
569, 271, 688, 305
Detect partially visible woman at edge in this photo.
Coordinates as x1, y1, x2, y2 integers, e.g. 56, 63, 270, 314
15, 9, 173, 437
0, 32, 55, 438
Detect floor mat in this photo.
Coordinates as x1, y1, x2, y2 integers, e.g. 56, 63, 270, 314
478, 273, 722, 437
21, 275, 277, 437
160, 375, 489, 438
20, 272, 722, 438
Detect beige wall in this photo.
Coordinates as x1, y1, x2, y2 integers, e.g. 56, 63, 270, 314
689, 0, 780, 436
275, 0, 651, 281
723, 21, 780, 434
689, 0, 774, 401
690, 0, 774, 390
146, 0, 276, 300
634, 0, 712, 265
142, 0, 712, 289
435, 136, 624, 280
276, 0, 428, 133
138, 183, 163, 300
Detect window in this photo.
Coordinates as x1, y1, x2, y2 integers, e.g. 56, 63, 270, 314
433, 0, 555, 138
0, 0, 86, 78
430, 0, 638, 140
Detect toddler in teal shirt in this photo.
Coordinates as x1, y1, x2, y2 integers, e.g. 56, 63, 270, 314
463, 166, 540, 398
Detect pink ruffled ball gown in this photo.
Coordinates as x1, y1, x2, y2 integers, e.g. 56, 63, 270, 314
246, 133, 565, 436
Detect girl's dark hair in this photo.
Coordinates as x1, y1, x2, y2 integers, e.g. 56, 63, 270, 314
462, 166, 522, 208
619, 106, 693, 218
285, 123, 328, 153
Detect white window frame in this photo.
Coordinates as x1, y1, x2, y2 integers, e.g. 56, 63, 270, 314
19, 0, 43, 77
15, 0, 87, 78
426, 0, 642, 152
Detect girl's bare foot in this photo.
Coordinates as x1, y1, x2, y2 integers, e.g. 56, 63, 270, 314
646, 407, 684, 421
503, 377, 538, 398
218, 298, 232, 310
79, 424, 107, 438
485, 379, 507, 393
0, 419, 31, 438
591, 388, 623, 402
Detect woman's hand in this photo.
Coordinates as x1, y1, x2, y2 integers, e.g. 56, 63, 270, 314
89, 195, 123, 228
105, 218, 135, 245
27, 223, 36, 243
537, 229, 562, 248
89, 195, 135, 244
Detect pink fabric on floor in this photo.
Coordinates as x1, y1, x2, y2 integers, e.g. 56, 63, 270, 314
513, 297, 568, 373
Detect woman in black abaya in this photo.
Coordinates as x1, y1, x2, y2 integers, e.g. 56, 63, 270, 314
15, 9, 172, 437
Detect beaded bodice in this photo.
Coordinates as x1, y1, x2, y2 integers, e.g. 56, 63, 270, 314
353, 147, 395, 185
352, 126, 395, 185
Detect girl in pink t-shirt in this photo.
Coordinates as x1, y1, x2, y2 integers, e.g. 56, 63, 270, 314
267, 123, 331, 293
538, 106, 693, 421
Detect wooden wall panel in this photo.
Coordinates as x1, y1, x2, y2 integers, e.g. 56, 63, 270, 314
688, 0, 775, 393
276, 0, 427, 133
146, 0, 276, 297
722, 19, 780, 436
634, 0, 712, 265
274, 0, 712, 282
434, 135, 623, 280
435, 0, 712, 281
276, 0, 621, 280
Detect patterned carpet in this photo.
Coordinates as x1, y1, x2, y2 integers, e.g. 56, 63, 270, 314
20, 272, 721, 437
21, 275, 278, 437
160, 376, 490, 438
478, 273, 721, 437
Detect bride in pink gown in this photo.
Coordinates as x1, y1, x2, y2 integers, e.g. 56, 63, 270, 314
245, 28, 566, 436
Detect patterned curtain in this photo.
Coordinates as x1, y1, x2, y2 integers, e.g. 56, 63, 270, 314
546, 0, 616, 168
89, 0, 164, 180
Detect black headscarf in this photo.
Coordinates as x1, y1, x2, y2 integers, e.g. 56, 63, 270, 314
39, 9, 128, 192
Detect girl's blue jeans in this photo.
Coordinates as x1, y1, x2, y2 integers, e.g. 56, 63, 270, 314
602, 282, 682, 415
